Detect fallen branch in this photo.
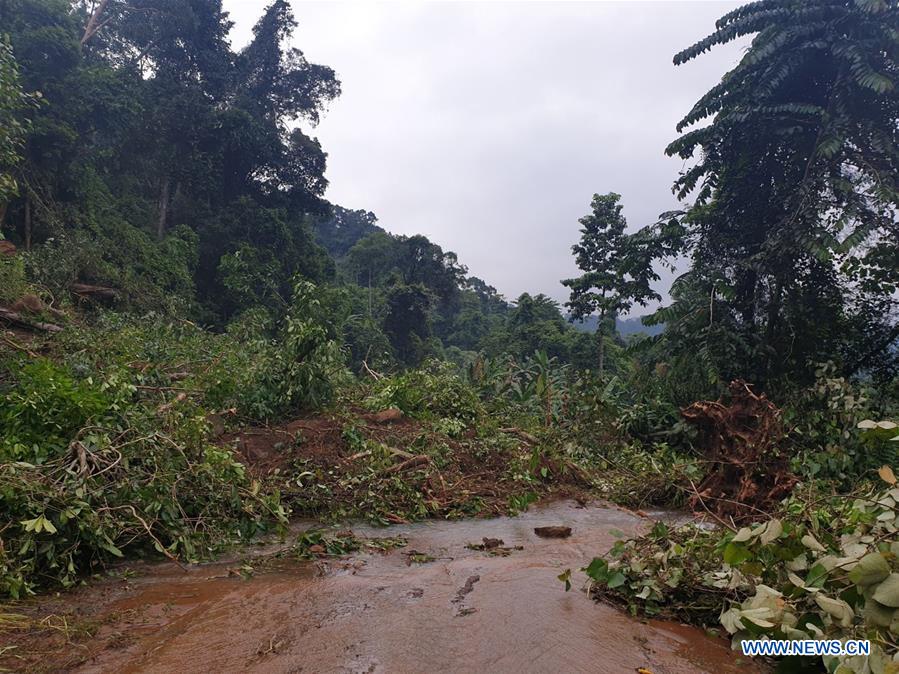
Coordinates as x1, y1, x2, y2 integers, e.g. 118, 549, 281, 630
156, 392, 188, 415
388, 446, 416, 460
346, 450, 372, 461
71, 282, 117, 300
135, 384, 201, 393
1, 333, 39, 357
361, 359, 383, 381
0, 307, 63, 333
498, 427, 539, 445
386, 455, 430, 474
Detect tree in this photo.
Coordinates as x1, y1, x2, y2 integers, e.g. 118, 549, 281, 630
563, 193, 677, 377
384, 283, 434, 366
662, 0, 899, 389
1, 0, 340, 319
313, 205, 383, 258
0, 36, 34, 224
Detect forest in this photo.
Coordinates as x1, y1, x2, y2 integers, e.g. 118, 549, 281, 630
0, 0, 897, 672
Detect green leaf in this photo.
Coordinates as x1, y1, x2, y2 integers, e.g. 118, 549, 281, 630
607, 571, 627, 588
848, 552, 890, 586
101, 536, 124, 557
872, 574, 899, 607
724, 542, 752, 565
585, 558, 609, 582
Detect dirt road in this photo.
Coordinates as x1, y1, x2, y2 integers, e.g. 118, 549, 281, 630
10, 501, 761, 673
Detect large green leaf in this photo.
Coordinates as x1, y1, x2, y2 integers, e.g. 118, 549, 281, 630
872, 574, 899, 607
848, 552, 890, 586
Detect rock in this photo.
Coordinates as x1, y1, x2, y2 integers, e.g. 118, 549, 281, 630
534, 526, 572, 538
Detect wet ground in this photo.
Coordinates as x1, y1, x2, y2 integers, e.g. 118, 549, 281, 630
8, 501, 762, 673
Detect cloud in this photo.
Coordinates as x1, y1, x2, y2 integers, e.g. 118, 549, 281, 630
223, 0, 747, 309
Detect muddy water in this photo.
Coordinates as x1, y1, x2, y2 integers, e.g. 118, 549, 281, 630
69, 501, 759, 674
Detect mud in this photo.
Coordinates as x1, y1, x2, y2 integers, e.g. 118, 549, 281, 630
8, 501, 762, 673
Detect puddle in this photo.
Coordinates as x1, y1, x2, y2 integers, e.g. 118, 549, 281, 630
34, 501, 758, 673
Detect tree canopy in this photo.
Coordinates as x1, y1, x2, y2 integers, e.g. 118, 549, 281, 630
654, 0, 899, 391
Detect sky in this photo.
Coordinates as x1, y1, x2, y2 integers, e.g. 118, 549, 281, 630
222, 0, 747, 310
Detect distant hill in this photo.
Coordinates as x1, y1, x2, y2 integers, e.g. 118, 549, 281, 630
571, 314, 664, 337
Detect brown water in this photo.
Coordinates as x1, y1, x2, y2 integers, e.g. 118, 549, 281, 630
63, 501, 758, 674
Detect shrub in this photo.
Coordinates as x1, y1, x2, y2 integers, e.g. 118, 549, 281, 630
0, 253, 26, 304
365, 360, 483, 422
0, 359, 113, 462
567, 472, 899, 673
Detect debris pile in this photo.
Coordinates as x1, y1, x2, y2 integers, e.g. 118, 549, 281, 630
682, 380, 797, 523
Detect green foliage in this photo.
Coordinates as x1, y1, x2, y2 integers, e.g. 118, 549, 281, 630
657, 0, 899, 389
383, 283, 435, 366
786, 364, 895, 482
238, 280, 347, 420
0, 336, 291, 598
0, 359, 112, 462
313, 206, 383, 259
365, 361, 484, 423
563, 193, 681, 375
2, 0, 338, 320
0, 34, 36, 206
0, 253, 27, 303
570, 476, 899, 672
0, 278, 353, 596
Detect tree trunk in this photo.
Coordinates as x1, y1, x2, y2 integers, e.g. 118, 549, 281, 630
156, 178, 170, 240
81, 0, 111, 46
597, 312, 605, 378
24, 196, 31, 251
762, 277, 784, 384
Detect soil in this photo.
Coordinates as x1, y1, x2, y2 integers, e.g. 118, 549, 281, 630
223, 412, 591, 519
1, 501, 765, 673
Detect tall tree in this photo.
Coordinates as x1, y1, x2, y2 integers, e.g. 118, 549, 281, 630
0, 36, 34, 225
1, 0, 341, 318
384, 283, 433, 366
563, 193, 676, 377
662, 0, 899, 389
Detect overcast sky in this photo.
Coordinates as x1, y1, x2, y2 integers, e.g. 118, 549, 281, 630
222, 0, 747, 310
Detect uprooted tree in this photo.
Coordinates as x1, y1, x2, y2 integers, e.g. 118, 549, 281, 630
682, 380, 797, 524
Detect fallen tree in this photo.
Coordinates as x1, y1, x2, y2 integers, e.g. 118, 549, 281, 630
682, 380, 797, 524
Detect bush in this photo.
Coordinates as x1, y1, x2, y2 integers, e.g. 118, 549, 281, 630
236, 280, 348, 420
0, 253, 26, 304
0, 282, 350, 597
365, 360, 483, 422
0, 359, 113, 462
567, 472, 899, 673
786, 363, 893, 483
0, 357, 287, 598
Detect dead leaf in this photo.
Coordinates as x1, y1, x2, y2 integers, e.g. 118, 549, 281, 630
878, 465, 896, 485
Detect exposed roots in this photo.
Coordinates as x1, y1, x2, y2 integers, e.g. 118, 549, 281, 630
682, 380, 797, 524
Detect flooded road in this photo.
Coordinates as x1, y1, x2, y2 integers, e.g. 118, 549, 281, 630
54, 501, 758, 673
